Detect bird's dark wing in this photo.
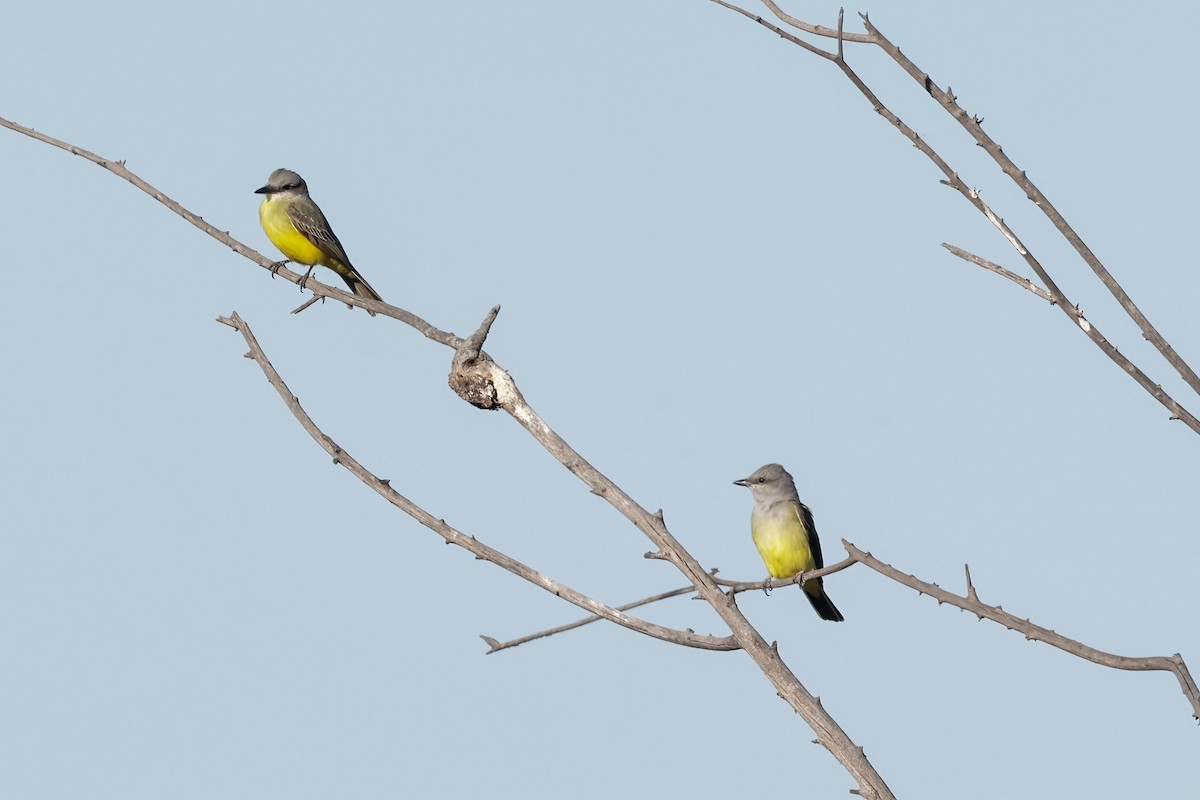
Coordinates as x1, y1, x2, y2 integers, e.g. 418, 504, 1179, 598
288, 202, 354, 269
797, 501, 824, 569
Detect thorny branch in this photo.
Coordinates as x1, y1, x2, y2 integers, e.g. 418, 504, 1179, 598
2, 110, 892, 797
440, 309, 893, 795
6, 5, 1195, 793
0, 114, 452, 344
711, 2, 1200, 433
485, 558, 858, 652
845, 542, 1200, 720
217, 311, 737, 651
496, 541, 1200, 719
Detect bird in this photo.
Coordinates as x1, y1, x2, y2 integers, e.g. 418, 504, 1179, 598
734, 463, 844, 622
255, 168, 383, 310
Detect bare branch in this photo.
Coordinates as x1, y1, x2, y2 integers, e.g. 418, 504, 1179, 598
943, 245, 1197, 426
437, 284, 893, 796
8, 110, 892, 790
942, 243, 1055, 303
493, 556, 861, 652
482, 583, 702, 654
216, 311, 737, 652
713, 555, 858, 594
845, 541, 1200, 719
495, 534, 1200, 722
759, 0, 873, 44
859, 17, 1200, 399
710, 7, 1200, 434
0, 114, 459, 346
708, 1, 836, 61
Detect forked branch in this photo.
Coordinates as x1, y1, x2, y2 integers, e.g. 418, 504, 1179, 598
495, 540, 1200, 719
710, 3, 1200, 433
217, 311, 737, 652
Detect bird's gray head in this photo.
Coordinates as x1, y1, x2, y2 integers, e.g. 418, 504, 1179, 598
254, 168, 308, 196
733, 463, 798, 503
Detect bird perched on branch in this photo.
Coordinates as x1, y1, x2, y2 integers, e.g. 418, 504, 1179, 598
255, 168, 382, 310
734, 463, 844, 622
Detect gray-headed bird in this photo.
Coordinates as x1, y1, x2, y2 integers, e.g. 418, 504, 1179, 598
734, 463, 844, 622
255, 168, 382, 308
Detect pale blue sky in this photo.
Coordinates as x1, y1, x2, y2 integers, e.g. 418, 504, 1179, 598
3, 2, 1197, 797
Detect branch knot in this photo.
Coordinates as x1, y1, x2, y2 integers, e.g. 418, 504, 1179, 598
449, 305, 505, 410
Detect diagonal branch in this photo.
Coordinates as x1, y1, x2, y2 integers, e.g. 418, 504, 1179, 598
709, 4, 1200, 434
481, 583, 703, 654
217, 310, 737, 652
445, 309, 895, 798
4, 116, 895, 796
944, 244, 1195, 424
709, 0, 837, 60
858, 16, 1200, 399
942, 243, 1056, 303
0, 114, 455, 344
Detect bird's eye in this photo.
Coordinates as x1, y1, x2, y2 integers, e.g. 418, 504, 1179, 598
756, 477, 765, 483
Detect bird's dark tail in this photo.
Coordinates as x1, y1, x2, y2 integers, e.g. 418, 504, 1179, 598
802, 579, 844, 622
341, 270, 383, 315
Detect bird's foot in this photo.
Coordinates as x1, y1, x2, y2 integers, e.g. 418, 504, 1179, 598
298, 265, 316, 292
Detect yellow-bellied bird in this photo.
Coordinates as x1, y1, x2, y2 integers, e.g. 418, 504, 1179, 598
255, 168, 382, 308
734, 463, 844, 622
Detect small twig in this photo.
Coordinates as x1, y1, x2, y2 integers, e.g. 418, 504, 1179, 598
482, 583, 703, 653
463, 305, 501, 354
942, 244, 1199, 427
963, 564, 978, 603
290, 295, 323, 315
713, 555, 857, 594
942, 243, 1055, 303
835, 7, 844, 62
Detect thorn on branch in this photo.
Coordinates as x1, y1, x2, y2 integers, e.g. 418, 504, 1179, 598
964, 563, 979, 602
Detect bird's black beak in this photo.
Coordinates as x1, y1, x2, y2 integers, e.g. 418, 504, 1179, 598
254, 184, 272, 195
733, 478, 749, 487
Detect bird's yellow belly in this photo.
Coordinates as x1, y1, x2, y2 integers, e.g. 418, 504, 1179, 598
752, 524, 815, 579
260, 200, 326, 266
